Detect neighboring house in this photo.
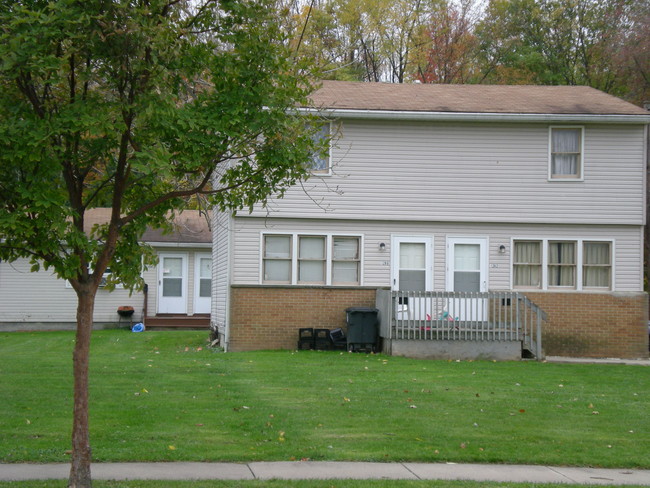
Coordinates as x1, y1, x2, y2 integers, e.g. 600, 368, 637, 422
0, 209, 212, 330
212, 80, 650, 360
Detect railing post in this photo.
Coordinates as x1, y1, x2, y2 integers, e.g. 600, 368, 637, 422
536, 309, 543, 360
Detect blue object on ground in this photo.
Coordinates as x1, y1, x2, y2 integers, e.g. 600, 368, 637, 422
132, 323, 145, 333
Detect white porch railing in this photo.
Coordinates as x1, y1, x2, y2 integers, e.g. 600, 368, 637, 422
376, 290, 547, 359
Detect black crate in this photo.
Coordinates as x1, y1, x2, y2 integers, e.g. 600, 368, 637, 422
297, 328, 314, 350
314, 328, 331, 350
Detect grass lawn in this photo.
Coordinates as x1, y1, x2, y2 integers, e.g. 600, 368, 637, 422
0, 330, 648, 468
0, 481, 639, 488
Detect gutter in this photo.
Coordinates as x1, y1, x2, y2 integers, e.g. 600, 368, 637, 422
298, 108, 650, 125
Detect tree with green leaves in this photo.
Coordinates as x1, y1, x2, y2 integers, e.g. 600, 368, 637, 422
0, 0, 321, 486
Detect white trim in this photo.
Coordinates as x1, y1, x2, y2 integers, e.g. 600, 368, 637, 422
548, 126, 585, 181
509, 237, 615, 291
390, 235, 434, 292
157, 252, 189, 314
297, 107, 650, 124
446, 237, 488, 292
259, 231, 364, 286
193, 253, 211, 314
145, 242, 211, 249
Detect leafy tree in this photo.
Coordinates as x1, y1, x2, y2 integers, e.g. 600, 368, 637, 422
0, 0, 321, 486
413, 0, 481, 84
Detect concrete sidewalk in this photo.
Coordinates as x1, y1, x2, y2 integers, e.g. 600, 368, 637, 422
1, 462, 650, 485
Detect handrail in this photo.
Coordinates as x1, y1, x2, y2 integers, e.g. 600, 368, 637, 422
376, 290, 546, 360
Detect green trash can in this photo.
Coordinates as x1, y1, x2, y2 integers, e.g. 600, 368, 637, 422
346, 307, 379, 352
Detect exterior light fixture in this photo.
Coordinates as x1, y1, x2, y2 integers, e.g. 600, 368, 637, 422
499, 244, 506, 254
379, 242, 386, 252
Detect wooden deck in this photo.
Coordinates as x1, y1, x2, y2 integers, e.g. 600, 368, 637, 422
144, 314, 210, 329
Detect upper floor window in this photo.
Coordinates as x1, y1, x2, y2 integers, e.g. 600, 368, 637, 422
308, 122, 331, 174
549, 127, 583, 180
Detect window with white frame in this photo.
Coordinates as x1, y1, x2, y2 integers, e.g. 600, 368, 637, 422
548, 241, 576, 288
583, 241, 611, 288
332, 237, 360, 284
308, 122, 331, 174
513, 241, 542, 288
262, 233, 361, 285
263, 235, 292, 283
549, 127, 583, 179
512, 239, 612, 291
298, 236, 326, 284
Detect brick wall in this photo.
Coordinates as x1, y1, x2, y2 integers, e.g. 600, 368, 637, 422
526, 292, 648, 359
227, 286, 649, 358
228, 285, 376, 351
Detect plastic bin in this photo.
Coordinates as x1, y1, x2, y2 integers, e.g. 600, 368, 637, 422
346, 307, 379, 352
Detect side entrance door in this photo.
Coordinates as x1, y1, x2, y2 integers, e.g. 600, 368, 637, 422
193, 253, 212, 314
446, 237, 488, 321
158, 253, 188, 314
391, 236, 433, 320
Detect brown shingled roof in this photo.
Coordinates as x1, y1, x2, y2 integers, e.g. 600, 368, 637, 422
308, 81, 648, 116
84, 208, 211, 244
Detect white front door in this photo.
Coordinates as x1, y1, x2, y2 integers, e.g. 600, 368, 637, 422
194, 253, 212, 314
158, 253, 188, 314
391, 236, 433, 320
447, 237, 488, 321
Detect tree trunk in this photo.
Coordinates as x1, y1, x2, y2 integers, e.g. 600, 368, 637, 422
69, 288, 96, 488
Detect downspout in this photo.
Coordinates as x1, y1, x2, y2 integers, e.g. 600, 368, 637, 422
645, 102, 650, 294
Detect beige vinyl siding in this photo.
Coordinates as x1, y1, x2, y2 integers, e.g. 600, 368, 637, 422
0, 259, 142, 323
247, 121, 645, 225
231, 218, 643, 292
212, 210, 232, 330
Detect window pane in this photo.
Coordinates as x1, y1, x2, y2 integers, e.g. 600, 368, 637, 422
454, 271, 480, 292
333, 237, 358, 260
584, 242, 611, 288
299, 236, 325, 259
264, 260, 291, 282
454, 244, 480, 271
549, 242, 575, 264
548, 242, 576, 287
163, 278, 182, 297
584, 242, 610, 265
549, 266, 575, 287
552, 154, 578, 175
299, 260, 324, 283
309, 123, 330, 172
163, 258, 182, 277
553, 129, 580, 152
399, 270, 425, 291
400, 243, 425, 269
199, 278, 211, 297
513, 241, 541, 288
265, 236, 290, 258
333, 261, 358, 283
199, 258, 211, 279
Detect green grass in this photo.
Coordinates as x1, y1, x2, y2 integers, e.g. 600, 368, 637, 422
0, 482, 639, 488
0, 330, 648, 468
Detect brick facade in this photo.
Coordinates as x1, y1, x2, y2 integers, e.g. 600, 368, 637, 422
227, 286, 649, 359
527, 292, 648, 359
228, 285, 376, 351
